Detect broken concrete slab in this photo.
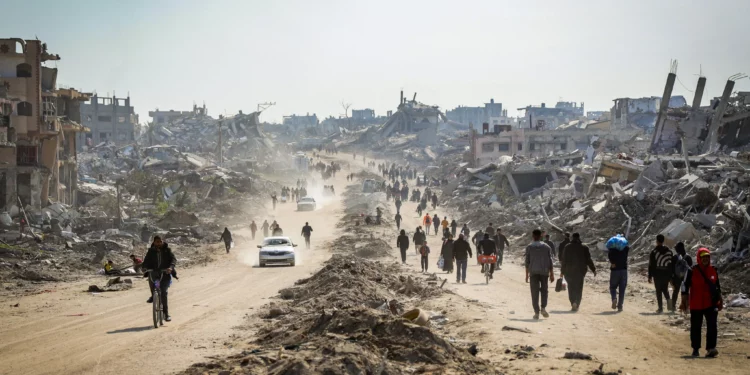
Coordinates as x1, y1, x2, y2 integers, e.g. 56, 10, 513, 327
660, 219, 699, 247
694, 213, 717, 228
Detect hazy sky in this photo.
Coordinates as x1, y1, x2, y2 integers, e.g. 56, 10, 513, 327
6, 0, 750, 124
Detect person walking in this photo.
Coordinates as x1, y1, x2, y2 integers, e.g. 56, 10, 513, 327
450, 219, 458, 238
492, 228, 510, 267
544, 233, 556, 260
396, 230, 410, 264
441, 235, 454, 274
560, 233, 596, 311
413, 227, 425, 255
461, 224, 470, 237
525, 229, 554, 320
453, 234, 472, 284
261, 220, 270, 238
271, 194, 278, 210
419, 241, 431, 273
485, 223, 494, 236
608, 241, 629, 312
416, 204, 423, 217
220, 227, 233, 253
250, 220, 257, 240
394, 213, 402, 230
558, 232, 571, 261
671, 242, 693, 312
471, 229, 484, 265
395, 198, 402, 214
680, 247, 723, 358
441, 217, 449, 233
301, 222, 313, 249
648, 234, 675, 313
432, 213, 440, 236
423, 214, 432, 235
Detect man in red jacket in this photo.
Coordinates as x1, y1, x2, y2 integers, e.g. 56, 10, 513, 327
680, 248, 723, 358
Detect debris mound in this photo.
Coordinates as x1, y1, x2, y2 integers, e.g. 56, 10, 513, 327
182, 255, 500, 374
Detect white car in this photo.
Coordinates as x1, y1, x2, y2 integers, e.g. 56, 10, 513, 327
257, 237, 297, 267
297, 196, 316, 211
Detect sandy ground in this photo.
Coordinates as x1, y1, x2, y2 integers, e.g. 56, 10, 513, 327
385, 180, 750, 375
0, 156, 352, 375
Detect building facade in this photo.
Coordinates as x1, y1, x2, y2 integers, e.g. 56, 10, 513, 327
351, 108, 375, 121
518, 101, 584, 130
283, 113, 319, 130
149, 104, 207, 125
0, 38, 87, 210
470, 126, 641, 166
446, 98, 504, 126
79, 94, 138, 147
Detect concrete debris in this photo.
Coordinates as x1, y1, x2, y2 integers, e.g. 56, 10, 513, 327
183, 255, 499, 375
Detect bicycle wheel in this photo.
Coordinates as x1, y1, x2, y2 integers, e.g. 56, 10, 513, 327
158, 292, 164, 326
152, 290, 159, 328
485, 269, 489, 284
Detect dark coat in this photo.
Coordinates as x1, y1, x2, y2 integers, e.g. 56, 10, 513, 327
558, 238, 570, 260
441, 240, 454, 270
413, 231, 425, 245
143, 244, 177, 272
453, 238, 473, 260
478, 238, 497, 255
397, 234, 409, 251
560, 240, 596, 276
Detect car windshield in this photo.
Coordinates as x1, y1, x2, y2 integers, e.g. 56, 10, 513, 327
263, 238, 290, 246
300, 198, 314, 202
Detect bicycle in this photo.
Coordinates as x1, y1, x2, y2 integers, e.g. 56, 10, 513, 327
145, 269, 167, 328
478, 254, 497, 284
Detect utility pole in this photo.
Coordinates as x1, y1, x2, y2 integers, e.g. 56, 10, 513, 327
257, 102, 276, 112
218, 115, 223, 166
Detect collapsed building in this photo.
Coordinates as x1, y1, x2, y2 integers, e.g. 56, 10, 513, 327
0, 38, 89, 211
79, 93, 139, 148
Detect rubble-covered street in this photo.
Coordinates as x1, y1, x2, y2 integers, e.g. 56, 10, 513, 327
4, 3, 750, 374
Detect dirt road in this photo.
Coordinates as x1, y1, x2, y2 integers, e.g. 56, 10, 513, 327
0, 158, 352, 375
387, 187, 749, 374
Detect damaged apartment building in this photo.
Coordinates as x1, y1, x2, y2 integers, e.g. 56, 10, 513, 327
648, 68, 750, 156
79, 93, 139, 148
469, 122, 641, 166
0, 38, 89, 211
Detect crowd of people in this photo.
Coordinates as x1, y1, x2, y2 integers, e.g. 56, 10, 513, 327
393, 210, 725, 358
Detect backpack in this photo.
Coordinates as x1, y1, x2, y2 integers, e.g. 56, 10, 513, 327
420, 245, 429, 256
674, 254, 690, 279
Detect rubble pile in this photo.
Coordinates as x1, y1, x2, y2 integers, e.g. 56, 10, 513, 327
183, 255, 500, 375
432, 150, 750, 292
1, 113, 284, 288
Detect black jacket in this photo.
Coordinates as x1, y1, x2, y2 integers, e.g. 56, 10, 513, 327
453, 238, 472, 260
220, 230, 232, 243
493, 234, 510, 251
143, 244, 177, 273
558, 238, 570, 260
560, 240, 596, 276
648, 245, 674, 278
397, 234, 409, 250
544, 240, 556, 256
413, 231, 425, 245
301, 225, 313, 237
608, 246, 629, 271
477, 238, 497, 255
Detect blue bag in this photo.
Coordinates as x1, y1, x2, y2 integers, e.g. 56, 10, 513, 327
606, 234, 628, 251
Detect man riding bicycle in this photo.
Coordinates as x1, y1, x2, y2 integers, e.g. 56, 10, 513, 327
143, 236, 176, 322
477, 233, 498, 279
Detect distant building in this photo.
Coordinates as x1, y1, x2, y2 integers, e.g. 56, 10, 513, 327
283, 113, 319, 130
611, 95, 687, 130
518, 101, 584, 130
446, 98, 504, 126
351, 108, 375, 121
586, 111, 609, 121
79, 94, 139, 147
470, 125, 641, 166
150, 104, 207, 125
